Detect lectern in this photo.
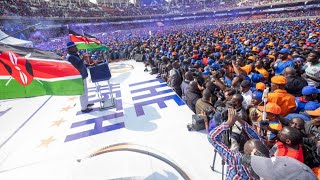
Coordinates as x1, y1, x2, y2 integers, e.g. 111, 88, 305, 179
88, 62, 115, 110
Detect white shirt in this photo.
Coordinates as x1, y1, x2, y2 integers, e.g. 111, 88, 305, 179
242, 90, 252, 110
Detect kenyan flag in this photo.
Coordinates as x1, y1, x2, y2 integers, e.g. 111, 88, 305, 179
0, 44, 84, 100
69, 29, 105, 50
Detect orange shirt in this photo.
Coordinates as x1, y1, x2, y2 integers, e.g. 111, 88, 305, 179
240, 65, 252, 75
255, 67, 269, 79
268, 89, 296, 117
276, 141, 304, 163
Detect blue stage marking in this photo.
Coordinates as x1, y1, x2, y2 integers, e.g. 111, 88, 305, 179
130, 83, 168, 94
0, 107, 12, 118
134, 95, 185, 116
132, 89, 173, 101
65, 112, 125, 142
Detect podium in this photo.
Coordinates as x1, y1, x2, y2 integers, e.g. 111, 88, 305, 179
88, 62, 116, 110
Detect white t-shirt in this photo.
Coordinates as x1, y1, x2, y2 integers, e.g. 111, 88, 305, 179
242, 90, 252, 110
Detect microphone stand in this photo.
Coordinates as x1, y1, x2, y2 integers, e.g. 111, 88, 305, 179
260, 87, 269, 138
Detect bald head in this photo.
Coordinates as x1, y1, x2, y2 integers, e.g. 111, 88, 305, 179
172, 61, 180, 69
189, 81, 199, 91
232, 94, 243, 102
244, 139, 269, 157
185, 71, 193, 81
202, 89, 211, 100
284, 67, 296, 77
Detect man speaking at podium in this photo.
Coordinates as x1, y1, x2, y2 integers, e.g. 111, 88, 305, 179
66, 42, 94, 113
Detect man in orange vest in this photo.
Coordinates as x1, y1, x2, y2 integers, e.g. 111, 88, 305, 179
269, 126, 304, 163
268, 75, 296, 117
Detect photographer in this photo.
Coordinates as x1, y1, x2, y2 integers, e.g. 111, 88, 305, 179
185, 81, 202, 113
195, 89, 214, 115
303, 108, 320, 168
208, 108, 269, 179
230, 94, 249, 151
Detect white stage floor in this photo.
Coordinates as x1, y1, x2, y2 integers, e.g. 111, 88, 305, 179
0, 60, 223, 180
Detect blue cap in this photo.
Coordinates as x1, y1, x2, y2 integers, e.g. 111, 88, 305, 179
202, 70, 210, 76
210, 63, 220, 70
195, 60, 203, 66
251, 73, 263, 83
207, 59, 215, 65
302, 86, 320, 96
252, 91, 263, 100
213, 52, 220, 59
293, 57, 305, 63
92, 55, 98, 59
304, 101, 320, 111
279, 48, 290, 54
66, 42, 76, 48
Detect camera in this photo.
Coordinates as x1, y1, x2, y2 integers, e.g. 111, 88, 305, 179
260, 120, 269, 130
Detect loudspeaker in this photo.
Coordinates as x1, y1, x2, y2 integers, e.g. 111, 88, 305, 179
192, 114, 205, 131
88, 62, 111, 83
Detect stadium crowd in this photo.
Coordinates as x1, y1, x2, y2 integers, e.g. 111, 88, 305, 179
119, 17, 320, 179
0, 0, 309, 17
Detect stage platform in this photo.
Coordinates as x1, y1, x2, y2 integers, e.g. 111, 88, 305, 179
0, 60, 223, 180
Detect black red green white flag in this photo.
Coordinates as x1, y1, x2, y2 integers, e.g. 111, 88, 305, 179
0, 44, 84, 99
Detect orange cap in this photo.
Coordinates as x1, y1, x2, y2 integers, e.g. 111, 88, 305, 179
248, 56, 255, 61
271, 75, 287, 85
252, 46, 259, 52
258, 102, 281, 115
267, 55, 275, 60
306, 107, 320, 117
256, 82, 266, 91
267, 42, 274, 47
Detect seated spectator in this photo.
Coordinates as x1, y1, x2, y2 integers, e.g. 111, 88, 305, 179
295, 86, 320, 113
270, 126, 304, 163
284, 67, 308, 97
230, 94, 249, 151
256, 103, 283, 145
240, 80, 252, 110
268, 75, 296, 117
195, 89, 214, 114
185, 81, 202, 113
248, 91, 263, 126
273, 48, 295, 75
248, 156, 317, 180
180, 71, 193, 102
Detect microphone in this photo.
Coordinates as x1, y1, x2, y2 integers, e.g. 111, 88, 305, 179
262, 87, 269, 121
